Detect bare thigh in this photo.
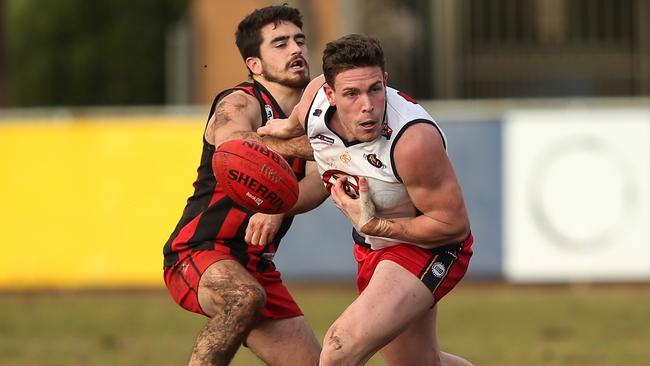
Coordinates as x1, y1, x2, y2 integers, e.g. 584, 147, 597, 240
380, 304, 474, 366
380, 305, 439, 366
246, 316, 321, 366
197, 259, 265, 317
320, 260, 434, 365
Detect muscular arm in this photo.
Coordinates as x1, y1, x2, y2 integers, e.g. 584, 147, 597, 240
361, 123, 470, 247
286, 161, 329, 215
205, 91, 313, 160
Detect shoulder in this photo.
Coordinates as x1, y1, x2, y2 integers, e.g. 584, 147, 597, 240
386, 88, 433, 121
393, 122, 447, 182
216, 89, 259, 113
295, 75, 326, 124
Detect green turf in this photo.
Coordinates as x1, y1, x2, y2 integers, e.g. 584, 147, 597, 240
0, 283, 649, 365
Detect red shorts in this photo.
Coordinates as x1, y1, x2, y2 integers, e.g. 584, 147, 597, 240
354, 234, 473, 303
163, 248, 302, 320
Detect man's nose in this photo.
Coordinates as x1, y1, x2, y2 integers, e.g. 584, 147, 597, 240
289, 40, 303, 55
361, 94, 374, 113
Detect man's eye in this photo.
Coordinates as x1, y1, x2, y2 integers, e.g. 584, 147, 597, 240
275, 43, 286, 48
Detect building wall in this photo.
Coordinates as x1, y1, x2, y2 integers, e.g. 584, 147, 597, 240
191, 0, 346, 105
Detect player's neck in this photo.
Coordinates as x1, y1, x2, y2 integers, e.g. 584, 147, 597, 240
328, 113, 354, 142
253, 77, 303, 116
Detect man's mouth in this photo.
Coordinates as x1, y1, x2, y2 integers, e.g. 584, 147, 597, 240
360, 120, 376, 129
288, 58, 306, 71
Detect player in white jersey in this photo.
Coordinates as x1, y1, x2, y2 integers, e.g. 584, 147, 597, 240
259, 34, 474, 366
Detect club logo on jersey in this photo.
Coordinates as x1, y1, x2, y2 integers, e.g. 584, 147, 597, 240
264, 104, 274, 120
312, 109, 323, 117
431, 262, 446, 278
339, 153, 352, 165
381, 123, 393, 139
321, 170, 360, 198
364, 153, 385, 169
312, 134, 335, 144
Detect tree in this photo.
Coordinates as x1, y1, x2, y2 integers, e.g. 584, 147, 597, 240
6, 0, 187, 106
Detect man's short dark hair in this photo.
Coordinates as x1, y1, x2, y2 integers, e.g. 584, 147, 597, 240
322, 34, 385, 89
235, 5, 303, 61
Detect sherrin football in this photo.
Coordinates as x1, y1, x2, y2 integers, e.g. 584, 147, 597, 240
212, 139, 299, 214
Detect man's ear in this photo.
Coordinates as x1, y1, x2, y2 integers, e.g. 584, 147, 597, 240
324, 83, 336, 106
384, 72, 389, 85
245, 57, 263, 76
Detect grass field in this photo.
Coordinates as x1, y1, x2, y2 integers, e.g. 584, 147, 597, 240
1, 282, 649, 366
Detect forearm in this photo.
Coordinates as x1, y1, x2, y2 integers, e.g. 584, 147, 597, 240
361, 214, 470, 248
263, 135, 313, 161
286, 173, 328, 215
224, 131, 313, 160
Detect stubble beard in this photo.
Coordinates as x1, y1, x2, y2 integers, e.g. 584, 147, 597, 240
262, 64, 310, 89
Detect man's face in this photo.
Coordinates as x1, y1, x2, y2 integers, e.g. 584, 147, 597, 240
325, 66, 387, 142
257, 21, 309, 88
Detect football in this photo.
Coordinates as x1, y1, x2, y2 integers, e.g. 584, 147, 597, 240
212, 139, 299, 214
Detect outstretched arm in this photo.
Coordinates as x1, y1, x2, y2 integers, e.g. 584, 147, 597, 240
205, 91, 313, 160
257, 75, 327, 154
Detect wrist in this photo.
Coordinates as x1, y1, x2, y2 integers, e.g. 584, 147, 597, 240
360, 217, 392, 237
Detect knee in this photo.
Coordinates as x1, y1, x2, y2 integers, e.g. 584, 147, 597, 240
231, 283, 266, 315
319, 325, 367, 366
200, 282, 266, 319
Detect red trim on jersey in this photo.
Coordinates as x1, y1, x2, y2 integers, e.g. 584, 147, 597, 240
169, 190, 229, 253
216, 207, 248, 240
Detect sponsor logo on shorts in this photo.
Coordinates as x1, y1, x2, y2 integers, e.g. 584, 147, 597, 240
262, 252, 275, 261
431, 262, 446, 278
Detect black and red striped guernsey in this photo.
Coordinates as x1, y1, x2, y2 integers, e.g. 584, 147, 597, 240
163, 81, 306, 270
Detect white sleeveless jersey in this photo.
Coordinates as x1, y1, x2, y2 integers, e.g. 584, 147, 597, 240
305, 85, 447, 249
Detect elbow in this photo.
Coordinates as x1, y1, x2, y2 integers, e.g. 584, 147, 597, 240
447, 213, 471, 244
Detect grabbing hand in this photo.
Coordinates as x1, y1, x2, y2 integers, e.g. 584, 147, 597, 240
257, 115, 304, 139
245, 213, 285, 246
331, 176, 377, 233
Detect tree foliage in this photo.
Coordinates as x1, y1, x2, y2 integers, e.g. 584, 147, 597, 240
6, 0, 187, 106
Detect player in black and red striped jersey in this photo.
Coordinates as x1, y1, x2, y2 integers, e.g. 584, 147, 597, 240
162, 5, 327, 366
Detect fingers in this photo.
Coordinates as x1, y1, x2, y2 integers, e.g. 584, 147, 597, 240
358, 176, 368, 191
358, 176, 369, 197
330, 176, 349, 209
244, 221, 261, 246
256, 118, 279, 137
245, 213, 283, 246
256, 124, 271, 137
246, 224, 267, 246
257, 118, 289, 138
